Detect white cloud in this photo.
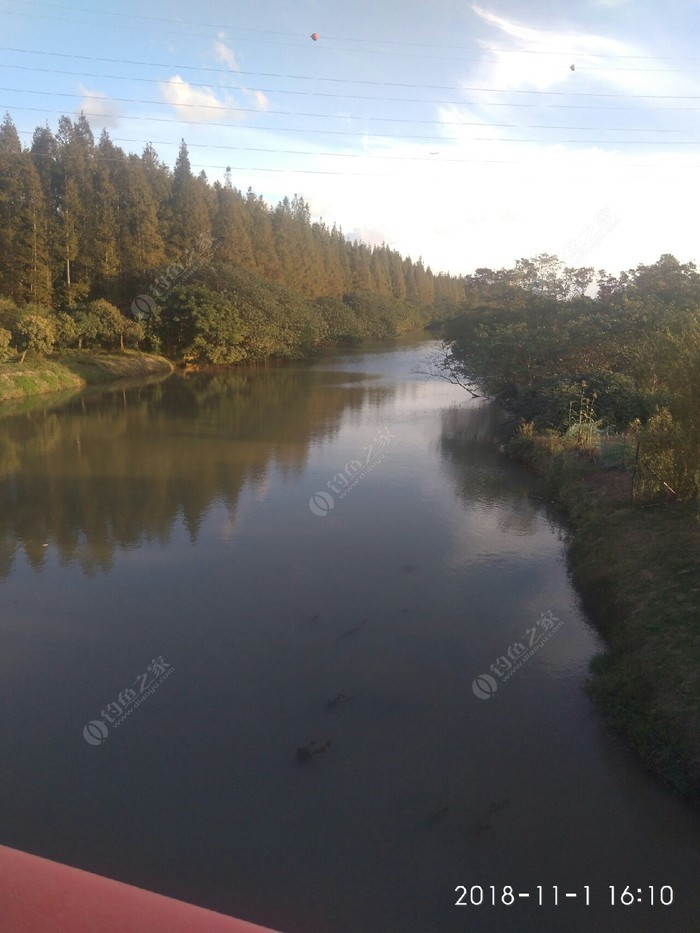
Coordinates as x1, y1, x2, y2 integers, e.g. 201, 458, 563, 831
160, 76, 236, 122
214, 32, 240, 71
470, 4, 700, 100
245, 89, 270, 112
159, 76, 269, 123
77, 85, 120, 128
146, 7, 700, 278
292, 127, 700, 276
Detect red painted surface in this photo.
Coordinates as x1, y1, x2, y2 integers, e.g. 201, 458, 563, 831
0, 845, 281, 932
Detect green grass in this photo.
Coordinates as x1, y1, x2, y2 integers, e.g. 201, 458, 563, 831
0, 351, 173, 403
508, 432, 700, 799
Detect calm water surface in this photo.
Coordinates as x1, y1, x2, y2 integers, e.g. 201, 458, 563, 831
1, 337, 699, 932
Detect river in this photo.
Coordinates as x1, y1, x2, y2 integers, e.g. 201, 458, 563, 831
1, 336, 699, 932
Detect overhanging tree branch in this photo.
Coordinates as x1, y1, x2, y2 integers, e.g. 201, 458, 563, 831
413, 343, 487, 399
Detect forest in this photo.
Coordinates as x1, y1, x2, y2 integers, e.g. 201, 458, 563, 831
443, 252, 700, 505
0, 111, 465, 363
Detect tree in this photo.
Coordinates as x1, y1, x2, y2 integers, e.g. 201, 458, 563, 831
213, 183, 255, 269
140, 141, 172, 244
74, 299, 131, 350
157, 285, 245, 363
119, 154, 166, 286
54, 116, 95, 305
90, 131, 122, 292
169, 141, 211, 255
16, 314, 57, 362
0, 109, 473, 361
0, 114, 26, 301
0, 327, 13, 361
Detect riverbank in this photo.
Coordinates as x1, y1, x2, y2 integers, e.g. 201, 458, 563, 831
506, 428, 700, 801
0, 352, 173, 403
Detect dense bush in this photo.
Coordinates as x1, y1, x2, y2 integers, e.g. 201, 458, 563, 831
447, 254, 700, 502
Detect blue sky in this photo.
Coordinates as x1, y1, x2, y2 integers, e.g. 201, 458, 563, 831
2, 0, 700, 275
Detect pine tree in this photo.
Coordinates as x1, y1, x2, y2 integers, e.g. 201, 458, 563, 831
388, 250, 407, 301
30, 125, 59, 298
291, 195, 322, 296
121, 154, 165, 279
350, 242, 373, 291
213, 181, 255, 268
141, 142, 172, 250
371, 247, 392, 298
247, 189, 281, 282
0, 114, 26, 301
18, 155, 52, 305
91, 131, 121, 293
169, 140, 211, 255
55, 115, 94, 304
314, 221, 344, 296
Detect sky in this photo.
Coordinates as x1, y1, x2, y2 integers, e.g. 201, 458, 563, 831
2, 0, 700, 276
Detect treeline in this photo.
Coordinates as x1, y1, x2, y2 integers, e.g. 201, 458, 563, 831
445, 252, 700, 502
0, 111, 466, 362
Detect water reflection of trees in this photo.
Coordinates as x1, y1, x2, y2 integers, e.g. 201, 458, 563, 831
0, 368, 394, 577
438, 401, 540, 537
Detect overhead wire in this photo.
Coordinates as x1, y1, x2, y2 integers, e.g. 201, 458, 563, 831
15, 128, 700, 154
4, 2, 700, 72
3, 12, 698, 181
14, 104, 696, 146
4, 46, 700, 100
13, 135, 700, 175
1, 86, 696, 134
5, 0, 700, 61
4, 62, 700, 113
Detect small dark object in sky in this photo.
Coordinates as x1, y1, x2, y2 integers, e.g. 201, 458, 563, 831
325, 692, 361, 709
570, 64, 575, 71
326, 693, 348, 707
428, 806, 450, 824
311, 32, 319, 41
487, 797, 509, 814
341, 620, 365, 636
296, 739, 332, 762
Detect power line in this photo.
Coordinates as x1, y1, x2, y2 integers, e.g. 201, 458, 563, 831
5, 62, 700, 113
10, 105, 700, 149
6, 0, 700, 70
15, 128, 700, 154
13, 137, 700, 175
0, 0, 694, 59
5, 46, 700, 100
1, 86, 693, 133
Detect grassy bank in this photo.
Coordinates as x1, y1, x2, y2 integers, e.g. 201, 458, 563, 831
507, 429, 700, 800
0, 351, 173, 402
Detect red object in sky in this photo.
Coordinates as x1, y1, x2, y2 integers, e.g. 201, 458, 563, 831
0, 844, 282, 933
310, 32, 319, 41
